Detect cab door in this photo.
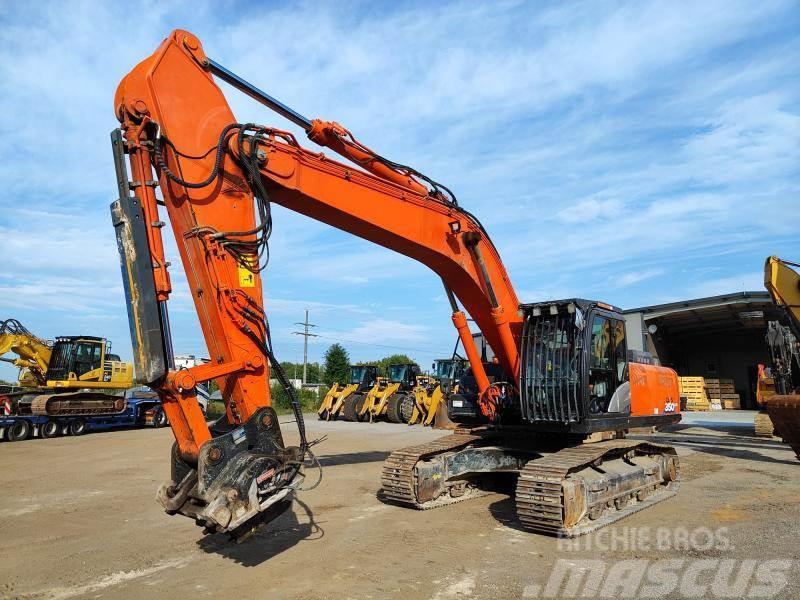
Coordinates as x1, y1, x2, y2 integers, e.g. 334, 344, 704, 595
586, 312, 629, 415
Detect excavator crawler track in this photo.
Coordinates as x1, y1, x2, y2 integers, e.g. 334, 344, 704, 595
516, 440, 680, 537
30, 391, 127, 417
381, 432, 498, 508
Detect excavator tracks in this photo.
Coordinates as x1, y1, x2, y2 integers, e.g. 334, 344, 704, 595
516, 440, 680, 537
30, 391, 127, 417
381, 432, 497, 508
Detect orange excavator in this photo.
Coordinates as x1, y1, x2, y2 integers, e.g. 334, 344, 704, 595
111, 30, 682, 541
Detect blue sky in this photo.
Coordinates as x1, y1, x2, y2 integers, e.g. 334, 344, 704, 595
1, 0, 798, 381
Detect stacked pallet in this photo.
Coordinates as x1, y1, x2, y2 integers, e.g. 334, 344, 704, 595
754, 411, 775, 438
679, 376, 709, 411
706, 378, 739, 410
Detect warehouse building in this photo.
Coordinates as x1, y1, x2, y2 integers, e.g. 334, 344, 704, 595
624, 291, 779, 409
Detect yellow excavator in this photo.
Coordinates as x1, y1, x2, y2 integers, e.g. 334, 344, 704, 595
0, 318, 133, 416
762, 256, 800, 459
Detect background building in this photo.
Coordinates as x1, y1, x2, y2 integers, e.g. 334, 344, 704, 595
624, 292, 778, 409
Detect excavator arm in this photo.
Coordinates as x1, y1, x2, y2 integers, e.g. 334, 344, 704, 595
765, 256, 800, 336
112, 30, 523, 537
0, 319, 52, 387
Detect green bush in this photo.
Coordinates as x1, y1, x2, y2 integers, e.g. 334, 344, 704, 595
269, 383, 320, 413
206, 385, 325, 419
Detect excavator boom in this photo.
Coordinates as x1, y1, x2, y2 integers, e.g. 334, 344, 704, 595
112, 30, 683, 539
112, 30, 523, 537
0, 319, 51, 386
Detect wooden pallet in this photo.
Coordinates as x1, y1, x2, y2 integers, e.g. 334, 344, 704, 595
705, 378, 735, 400
680, 376, 710, 410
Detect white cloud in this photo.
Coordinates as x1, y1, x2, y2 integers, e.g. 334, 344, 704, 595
334, 318, 428, 346
615, 268, 665, 288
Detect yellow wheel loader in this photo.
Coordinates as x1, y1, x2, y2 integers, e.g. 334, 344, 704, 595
409, 357, 468, 427
317, 365, 379, 421
354, 375, 389, 422
365, 362, 421, 423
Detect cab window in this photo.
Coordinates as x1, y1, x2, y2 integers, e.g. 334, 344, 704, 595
588, 317, 613, 413
588, 316, 628, 415
614, 320, 628, 385
74, 342, 102, 377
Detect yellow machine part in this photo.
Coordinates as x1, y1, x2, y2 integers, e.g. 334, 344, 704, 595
317, 382, 359, 421
765, 256, 800, 330
46, 361, 134, 390
366, 382, 401, 420
762, 256, 800, 460
318, 383, 343, 418
0, 332, 52, 387
327, 383, 359, 420
409, 384, 444, 426
357, 378, 388, 421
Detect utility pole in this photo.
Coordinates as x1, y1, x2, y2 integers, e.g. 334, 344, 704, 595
292, 310, 318, 385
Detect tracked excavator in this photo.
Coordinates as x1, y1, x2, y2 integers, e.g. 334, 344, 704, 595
762, 256, 800, 459
0, 318, 133, 417
110, 30, 682, 541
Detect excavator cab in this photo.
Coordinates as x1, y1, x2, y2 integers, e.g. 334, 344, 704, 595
519, 300, 679, 434
45, 336, 132, 388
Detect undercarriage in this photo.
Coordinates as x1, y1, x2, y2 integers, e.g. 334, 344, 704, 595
382, 428, 679, 537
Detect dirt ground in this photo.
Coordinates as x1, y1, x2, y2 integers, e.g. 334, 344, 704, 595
1, 413, 798, 599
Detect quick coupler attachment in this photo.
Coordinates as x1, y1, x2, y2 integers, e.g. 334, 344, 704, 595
157, 407, 303, 541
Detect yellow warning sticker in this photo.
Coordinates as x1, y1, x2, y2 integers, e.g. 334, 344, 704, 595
238, 265, 255, 288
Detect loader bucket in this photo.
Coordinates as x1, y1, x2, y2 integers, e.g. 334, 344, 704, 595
764, 395, 800, 460
433, 399, 457, 430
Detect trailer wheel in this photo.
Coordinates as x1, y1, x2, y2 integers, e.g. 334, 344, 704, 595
8, 420, 31, 442
153, 408, 168, 428
69, 419, 86, 436
40, 420, 60, 439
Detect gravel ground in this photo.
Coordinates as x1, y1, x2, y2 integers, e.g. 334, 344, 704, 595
1, 412, 798, 599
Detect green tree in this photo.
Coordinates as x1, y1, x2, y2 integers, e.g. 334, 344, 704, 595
323, 344, 350, 386
279, 361, 322, 384
376, 354, 415, 377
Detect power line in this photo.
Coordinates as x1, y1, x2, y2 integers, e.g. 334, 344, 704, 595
291, 309, 319, 385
